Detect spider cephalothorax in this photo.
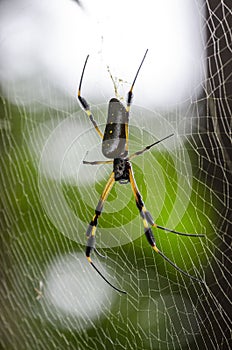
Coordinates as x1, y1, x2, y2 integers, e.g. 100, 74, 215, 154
113, 158, 130, 184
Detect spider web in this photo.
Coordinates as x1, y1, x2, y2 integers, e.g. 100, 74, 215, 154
0, 1, 231, 350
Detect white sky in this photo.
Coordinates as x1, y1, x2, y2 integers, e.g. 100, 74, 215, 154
0, 0, 205, 108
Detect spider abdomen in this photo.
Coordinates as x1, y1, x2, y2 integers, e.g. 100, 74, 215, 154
102, 98, 128, 159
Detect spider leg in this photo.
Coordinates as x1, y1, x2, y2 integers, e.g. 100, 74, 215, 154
126, 49, 148, 114
129, 133, 174, 160
86, 171, 114, 258
85, 171, 126, 294
128, 163, 204, 237
82, 151, 113, 165
124, 50, 148, 154
83, 160, 113, 165
154, 225, 205, 237
78, 55, 103, 139
128, 165, 204, 283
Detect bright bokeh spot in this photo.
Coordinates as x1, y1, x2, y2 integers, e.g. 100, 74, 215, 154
45, 253, 113, 327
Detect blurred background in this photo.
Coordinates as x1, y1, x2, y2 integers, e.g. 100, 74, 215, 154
0, 1, 231, 349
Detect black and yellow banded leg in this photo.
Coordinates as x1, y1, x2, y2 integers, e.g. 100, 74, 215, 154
129, 165, 204, 237
85, 172, 127, 293
86, 171, 115, 262
78, 55, 103, 139
128, 165, 156, 234
128, 166, 204, 283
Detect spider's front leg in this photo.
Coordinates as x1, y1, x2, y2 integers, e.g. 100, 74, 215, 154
78, 55, 103, 139
126, 49, 148, 114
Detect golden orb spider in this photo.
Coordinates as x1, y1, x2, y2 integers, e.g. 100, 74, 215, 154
77, 50, 204, 294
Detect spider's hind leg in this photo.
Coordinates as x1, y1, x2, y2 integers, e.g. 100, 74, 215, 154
85, 171, 115, 262
84, 171, 126, 293
128, 165, 204, 283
